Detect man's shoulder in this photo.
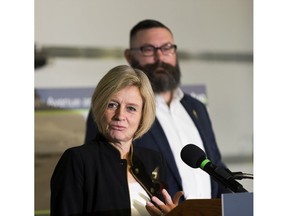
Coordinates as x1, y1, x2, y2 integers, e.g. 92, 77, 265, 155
181, 93, 206, 107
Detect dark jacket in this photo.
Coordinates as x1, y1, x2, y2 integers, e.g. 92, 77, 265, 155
85, 94, 229, 201
50, 134, 166, 216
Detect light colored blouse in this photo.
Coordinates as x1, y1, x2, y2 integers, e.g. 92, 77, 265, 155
129, 182, 150, 216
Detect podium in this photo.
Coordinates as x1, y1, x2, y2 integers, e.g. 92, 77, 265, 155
167, 192, 253, 216
167, 198, 221, 216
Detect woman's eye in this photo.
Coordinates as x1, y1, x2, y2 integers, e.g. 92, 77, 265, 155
127, 106, 136, 112
107, 102, 118, 109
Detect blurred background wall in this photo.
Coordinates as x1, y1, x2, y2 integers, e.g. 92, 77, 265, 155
34, 0, 253, 213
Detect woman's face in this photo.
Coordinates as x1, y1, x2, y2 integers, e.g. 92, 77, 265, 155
103, 86, 143, 144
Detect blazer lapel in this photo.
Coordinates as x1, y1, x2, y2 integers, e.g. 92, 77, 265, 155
180, 95, 211, 152
149, 119, 182, 187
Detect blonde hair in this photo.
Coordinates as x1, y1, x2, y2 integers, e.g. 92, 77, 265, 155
91, 65, 155, 140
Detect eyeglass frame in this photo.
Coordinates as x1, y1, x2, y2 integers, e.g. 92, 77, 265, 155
130, 43, 177, 57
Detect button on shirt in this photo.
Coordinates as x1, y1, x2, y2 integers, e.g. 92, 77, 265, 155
155, 88, 211, 199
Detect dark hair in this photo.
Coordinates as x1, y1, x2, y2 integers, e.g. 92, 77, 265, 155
130, 19, 173, 41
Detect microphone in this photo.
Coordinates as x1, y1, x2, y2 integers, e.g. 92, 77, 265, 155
180, 144, 248, 193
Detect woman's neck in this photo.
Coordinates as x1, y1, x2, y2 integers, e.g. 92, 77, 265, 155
110, 141, 131, 159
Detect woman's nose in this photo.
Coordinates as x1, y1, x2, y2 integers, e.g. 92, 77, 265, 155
114, 107, 125, 120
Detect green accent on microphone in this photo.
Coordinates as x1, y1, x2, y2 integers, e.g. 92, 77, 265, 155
200, 159, 210, 169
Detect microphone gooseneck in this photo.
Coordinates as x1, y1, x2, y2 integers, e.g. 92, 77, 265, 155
231, 172, 253, 180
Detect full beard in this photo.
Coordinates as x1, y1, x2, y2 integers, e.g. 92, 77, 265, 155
130, 59, 181, 93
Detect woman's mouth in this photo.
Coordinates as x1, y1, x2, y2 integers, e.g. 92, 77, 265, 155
110, 125, 126, 131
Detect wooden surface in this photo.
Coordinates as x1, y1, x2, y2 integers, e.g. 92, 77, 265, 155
167, 199, 222, 216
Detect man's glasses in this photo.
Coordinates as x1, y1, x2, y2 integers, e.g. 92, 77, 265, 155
130, 43, 177, 57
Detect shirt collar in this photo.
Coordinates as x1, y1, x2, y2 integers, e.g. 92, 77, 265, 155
155, 87, 184, 105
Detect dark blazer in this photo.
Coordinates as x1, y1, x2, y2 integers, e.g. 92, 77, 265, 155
85, 93, 229, 201
51, 134, 167, 216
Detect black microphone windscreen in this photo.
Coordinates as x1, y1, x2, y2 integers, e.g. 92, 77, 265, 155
180, 144, 206, 168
